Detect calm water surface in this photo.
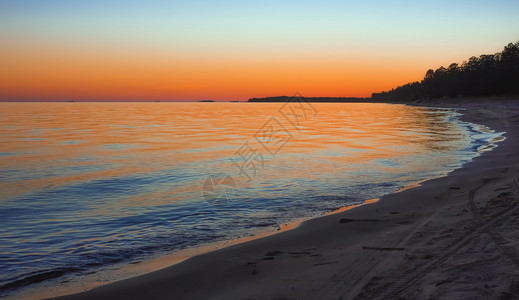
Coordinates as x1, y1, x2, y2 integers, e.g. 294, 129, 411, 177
0, 102, 503, 295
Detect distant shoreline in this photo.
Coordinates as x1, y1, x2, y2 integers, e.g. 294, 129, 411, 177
0, 93, 517, 103
248, 96, 368, 102
247, 94, 519, 103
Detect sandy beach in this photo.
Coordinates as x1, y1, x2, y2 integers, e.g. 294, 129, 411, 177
56, 98, 519, 300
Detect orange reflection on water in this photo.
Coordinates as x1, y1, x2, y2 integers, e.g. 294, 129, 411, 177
0, 102, 471, 205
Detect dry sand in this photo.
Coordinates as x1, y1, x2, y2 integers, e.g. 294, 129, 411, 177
56, 98, 519, 300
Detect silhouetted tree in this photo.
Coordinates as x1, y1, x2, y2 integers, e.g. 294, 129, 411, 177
372, 41, 519, 101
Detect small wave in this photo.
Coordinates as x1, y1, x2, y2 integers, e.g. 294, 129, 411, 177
0, 267, 83, 294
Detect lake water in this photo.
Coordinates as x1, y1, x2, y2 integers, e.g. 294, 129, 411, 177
0, 102, 503, 296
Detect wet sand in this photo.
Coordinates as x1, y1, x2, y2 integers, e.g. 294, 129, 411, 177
57, 98, 519, 299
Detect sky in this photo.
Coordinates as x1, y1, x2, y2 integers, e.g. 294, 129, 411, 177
1, 0, 518, 101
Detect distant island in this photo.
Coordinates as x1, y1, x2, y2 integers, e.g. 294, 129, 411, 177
372, 41, 519, 102
198, 100, 215, 102
248, 96, 367, 102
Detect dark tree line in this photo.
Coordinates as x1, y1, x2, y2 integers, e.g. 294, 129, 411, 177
372, 42, 519, 101
249, 96, 366, 102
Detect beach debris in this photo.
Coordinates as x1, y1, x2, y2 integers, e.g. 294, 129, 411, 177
396, 221, 411, 225
362, 246, 406, 251
287, 251, 311, 255
265, 251, 283, 256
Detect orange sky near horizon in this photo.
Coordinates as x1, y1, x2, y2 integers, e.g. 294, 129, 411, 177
0, 39, 428, 101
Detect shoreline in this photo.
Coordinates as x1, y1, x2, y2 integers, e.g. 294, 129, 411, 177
44, 98, 519, 299
18, 198, 381, 300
